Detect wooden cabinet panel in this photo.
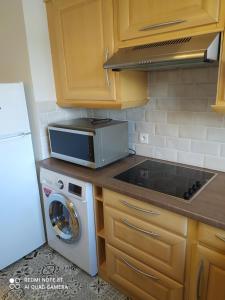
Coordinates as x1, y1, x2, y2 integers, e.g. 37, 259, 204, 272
103, 189, 188, 237
45, 0, 148, 109
46, 0, 116, 101
106, 244, 183, 300
189, 245, 225, 300
198, 223, 225, 253
117, 0, 220, 42
212, 32, 225, 113
104, 206, 186, 283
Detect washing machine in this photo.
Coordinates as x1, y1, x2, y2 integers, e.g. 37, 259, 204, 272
40, 168, 98, 276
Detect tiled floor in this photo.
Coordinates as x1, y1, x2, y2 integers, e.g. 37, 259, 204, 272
0, 245, 128, 300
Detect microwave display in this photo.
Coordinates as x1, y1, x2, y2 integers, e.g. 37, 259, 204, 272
49, 129, 95, 162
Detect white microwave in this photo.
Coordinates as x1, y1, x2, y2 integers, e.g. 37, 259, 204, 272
48, 118, 129, 169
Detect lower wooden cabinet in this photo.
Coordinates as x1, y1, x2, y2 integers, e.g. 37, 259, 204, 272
96, 188, 225, 299
189, 245, 225, 300
104, 205, 186, 283
106, 244, 184, 300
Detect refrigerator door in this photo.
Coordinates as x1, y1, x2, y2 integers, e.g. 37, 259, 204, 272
0, 133, 45, 270
0, 83, 31, 138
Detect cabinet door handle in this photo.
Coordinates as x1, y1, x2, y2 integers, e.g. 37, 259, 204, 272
119, 256, 159, 280
104, 48, 111, 88
121, 218, 160, 238
139, 19, 186, 31
196, 259, 204, 300
215, 233, 225, 242
120, 200, 160, 215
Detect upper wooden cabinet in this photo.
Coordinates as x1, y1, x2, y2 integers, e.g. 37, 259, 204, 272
116, 0, 221, 43
45, 0, 148, 109
212, 32, 225, 113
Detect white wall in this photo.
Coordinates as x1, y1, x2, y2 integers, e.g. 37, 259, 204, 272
0, 0, 42, 159
22, 0, 56, 103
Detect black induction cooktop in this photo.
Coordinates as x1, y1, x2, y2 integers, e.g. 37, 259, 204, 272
114, 159, 216, 200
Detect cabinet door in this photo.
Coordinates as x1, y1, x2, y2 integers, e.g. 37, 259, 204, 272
117, 0, 220, 41
104, 205, 186, 283
189, 245, 225, 300
106, 244, 183, 300
46, 0, 116, 103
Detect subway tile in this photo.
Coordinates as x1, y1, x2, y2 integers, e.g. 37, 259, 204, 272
204, 155, 225, 172
153, 147, 178, 162
154, 97, 178, 111
40, 135, 50, 160
207, 128, 225, 143
208, 66, 219, 83
221, 144, 225, 157
168, 84, 195, 97
191, 140, 220, 156
176, 98, 208, 112
128, 121, 136, 134
178, 151, 204, 167
91, 109, 109, 118
126, 108, 145, 121
166, 137, 191, 151
36, 101, 57, 113
145, 110, 167, 123
192, 112, 223, 127
135, 122, 155, 135
149, 83, 168, 97
109, 110, 127, 120
155, 123, 179, 137
47, 111, 67, 124
135, 144, 154, 157
167, 111, 194, 125
148, 135, 166, 147
195, 83, 217, 97
129, 132, 139, 144
179, 125, 207, 140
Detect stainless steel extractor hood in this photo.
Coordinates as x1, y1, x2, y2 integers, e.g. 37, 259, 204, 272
104, 33, 220, 71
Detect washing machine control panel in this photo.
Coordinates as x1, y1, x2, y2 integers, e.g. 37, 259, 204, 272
68, 183, 82, 197
57, 180, 64, 190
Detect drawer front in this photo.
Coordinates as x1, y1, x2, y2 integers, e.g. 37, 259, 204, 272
105, 206, 186, 283
106, 244, 183, 300
198, 223, 225, 253
104, 189, 187, 237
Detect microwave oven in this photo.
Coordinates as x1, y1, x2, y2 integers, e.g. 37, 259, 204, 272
48, 118, 129, 168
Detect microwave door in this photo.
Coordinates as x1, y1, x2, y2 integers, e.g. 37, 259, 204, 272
48, 128, 95, 168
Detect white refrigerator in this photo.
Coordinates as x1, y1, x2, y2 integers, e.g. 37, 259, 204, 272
0, 83, 45, 270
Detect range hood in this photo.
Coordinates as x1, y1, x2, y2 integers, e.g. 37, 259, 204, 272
104, 33, 220, 71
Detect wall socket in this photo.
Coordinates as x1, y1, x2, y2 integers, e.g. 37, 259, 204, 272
139, 133, 149, 144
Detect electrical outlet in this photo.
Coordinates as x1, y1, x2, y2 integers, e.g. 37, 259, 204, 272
139, 133, 149, 144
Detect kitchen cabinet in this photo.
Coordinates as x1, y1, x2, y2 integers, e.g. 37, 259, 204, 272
212, 32, 225, 113
102, 189, 188, 299
104, 205, 186, 283
94, 188, 225, 299
45, 0, 148, 109
115, 0, 222, 44
106, 244, 183, 300
189, 245, 225, 300
189, 223, 225, 300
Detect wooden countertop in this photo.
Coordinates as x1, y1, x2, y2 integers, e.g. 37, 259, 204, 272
39, 155, 225, 231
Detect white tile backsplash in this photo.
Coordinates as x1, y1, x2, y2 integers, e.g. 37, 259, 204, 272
88, 66, 225, 172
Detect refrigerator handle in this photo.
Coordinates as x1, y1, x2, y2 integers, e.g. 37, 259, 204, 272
0, 132, 30, 142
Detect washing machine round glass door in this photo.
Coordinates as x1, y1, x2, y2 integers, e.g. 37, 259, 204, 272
49, 194, 80, 243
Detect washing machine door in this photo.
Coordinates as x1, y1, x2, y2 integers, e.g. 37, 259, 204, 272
48, 193, 80, 243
